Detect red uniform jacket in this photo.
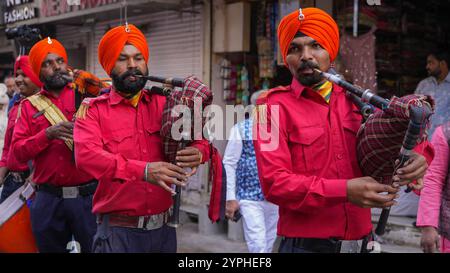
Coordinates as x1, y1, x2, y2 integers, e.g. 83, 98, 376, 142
12, 86, 93, 186
0, 98, 29, 172
73, 88, 210, 216
253, 78, 433, 240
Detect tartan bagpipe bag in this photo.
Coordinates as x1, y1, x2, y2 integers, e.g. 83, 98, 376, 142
356, 94, 435, 185
159, 76, 226, 222
160, 76, 212, 163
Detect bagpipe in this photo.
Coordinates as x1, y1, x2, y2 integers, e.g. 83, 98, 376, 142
315, 69, 434, 236
138, 75, 225, 226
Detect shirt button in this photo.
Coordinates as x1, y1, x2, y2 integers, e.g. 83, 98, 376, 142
336, 154, 343, 160
132, 176, 137, 181
139, 130, 143, 134
143, 149, 147, 153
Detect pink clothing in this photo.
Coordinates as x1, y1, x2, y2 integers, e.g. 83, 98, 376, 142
417, 126, 450, 253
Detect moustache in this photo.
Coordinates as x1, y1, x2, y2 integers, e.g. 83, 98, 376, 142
50, 71, 72, 81
120, 69, 144, 81
298, 61, 320, 72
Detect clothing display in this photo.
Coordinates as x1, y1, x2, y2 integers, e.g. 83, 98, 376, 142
340, 26, 378, 91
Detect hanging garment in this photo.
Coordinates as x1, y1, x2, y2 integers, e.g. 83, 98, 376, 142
340, 26, 378, 92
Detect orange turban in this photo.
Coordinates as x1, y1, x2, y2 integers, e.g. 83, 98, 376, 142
278, 8, 339, 65
98, 24, 149, 75
29, 37, 68, 78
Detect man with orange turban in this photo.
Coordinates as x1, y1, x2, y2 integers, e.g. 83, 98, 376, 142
0, 56, 41, 204
253, 8, 431, 253
73, 24, 210, 253
12, 38, 98, 253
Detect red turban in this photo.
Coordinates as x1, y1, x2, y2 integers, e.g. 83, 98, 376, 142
278, 8, 340, 65
29, 37, 68, 78
14, 55, 43, 88
98, 24, 149, 75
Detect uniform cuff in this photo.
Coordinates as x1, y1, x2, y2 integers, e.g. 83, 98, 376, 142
323, 179, 348, 201
125, 159, 148, 182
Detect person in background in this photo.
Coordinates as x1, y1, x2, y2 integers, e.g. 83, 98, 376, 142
417, 122, 450, 253
4, 76, 17, 99
0, 84, 9, 151
0, 56, 41, 203
4, 76, 20, 113
415, 49, 450, 138
224, 90, 279, 253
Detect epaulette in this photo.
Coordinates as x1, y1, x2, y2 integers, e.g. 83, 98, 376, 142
75, 95, 108, 120
15, 99, 26, 122
255, 86, 290, 124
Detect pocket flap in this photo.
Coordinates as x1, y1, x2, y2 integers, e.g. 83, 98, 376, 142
289, 127, 325, 145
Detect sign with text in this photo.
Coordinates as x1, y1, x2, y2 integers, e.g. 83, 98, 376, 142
41, 0, 120, 18
3, 0, 37, 25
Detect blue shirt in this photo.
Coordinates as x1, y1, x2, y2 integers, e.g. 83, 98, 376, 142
415, 73, 450, 138
7, 93, 20, 115
223, 119, 264, 201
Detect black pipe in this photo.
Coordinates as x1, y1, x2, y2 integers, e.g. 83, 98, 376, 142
325, 68, 374, 120
149, 86, 173, 96
314, 69, 390, 110
137, 75, 184, 87
346, 92, 374, 120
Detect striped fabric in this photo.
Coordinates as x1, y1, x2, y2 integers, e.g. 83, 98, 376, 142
313, 80, 332, 103
160, 76, 213, 163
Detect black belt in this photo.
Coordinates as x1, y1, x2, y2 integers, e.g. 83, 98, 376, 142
9, 169, 31, 182
36, 180, 98, 198
289, 237, 343, 253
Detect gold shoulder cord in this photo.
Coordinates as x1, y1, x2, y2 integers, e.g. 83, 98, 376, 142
27, 94, 73, 151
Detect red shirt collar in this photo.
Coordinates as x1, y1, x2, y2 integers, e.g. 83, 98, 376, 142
290, 77, 344, 99
110, 87, 151, 106
40, 84, 72, 99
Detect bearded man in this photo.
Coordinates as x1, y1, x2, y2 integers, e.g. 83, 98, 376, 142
12, 38, 98, 253
73, 24, 210, 253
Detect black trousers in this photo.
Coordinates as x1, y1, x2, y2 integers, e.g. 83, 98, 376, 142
92, 216, 176, 253
29, 190, 97, 253
279, 237, 342, 253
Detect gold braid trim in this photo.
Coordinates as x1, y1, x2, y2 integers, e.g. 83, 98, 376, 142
27, 94, 73, 151
255, 104, 267, 125
16, 103, 23, 123
76, 103, 88, 120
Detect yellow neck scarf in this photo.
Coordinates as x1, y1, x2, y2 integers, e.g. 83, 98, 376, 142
128, 90, 142, 107
313, 80, 332, 104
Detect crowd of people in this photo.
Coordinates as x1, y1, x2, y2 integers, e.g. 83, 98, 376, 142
0, 7, 449, 254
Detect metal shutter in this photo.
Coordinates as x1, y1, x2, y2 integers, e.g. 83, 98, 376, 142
56, 25, 88, 70
92, 6, 204, 80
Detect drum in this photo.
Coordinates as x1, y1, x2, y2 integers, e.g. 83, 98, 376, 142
0, 183, 38, 253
